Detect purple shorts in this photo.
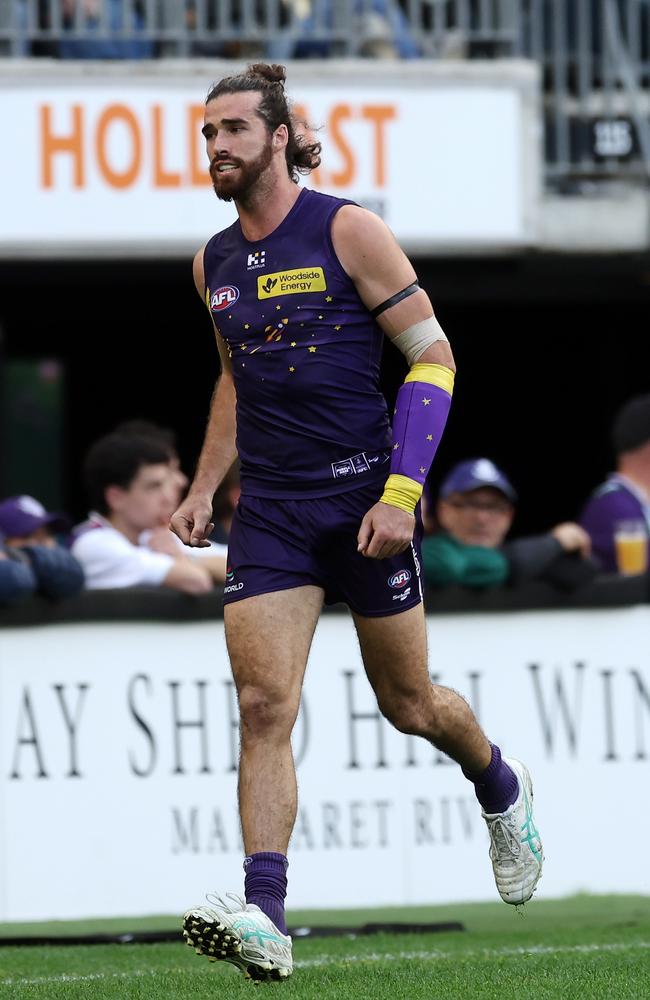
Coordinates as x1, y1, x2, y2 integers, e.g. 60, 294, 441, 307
223, 480, 423, 617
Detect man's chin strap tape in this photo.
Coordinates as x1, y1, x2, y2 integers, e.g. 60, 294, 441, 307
370, 281, 420, 318
380, 364, 454, 515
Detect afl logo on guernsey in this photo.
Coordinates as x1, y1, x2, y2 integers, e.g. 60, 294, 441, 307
211, 286, 240, 311
388, 569, 411, 589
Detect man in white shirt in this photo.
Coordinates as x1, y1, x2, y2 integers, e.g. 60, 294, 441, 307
72, 432, 213, 594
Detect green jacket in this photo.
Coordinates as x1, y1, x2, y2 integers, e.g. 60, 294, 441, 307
421, 532, 509, 588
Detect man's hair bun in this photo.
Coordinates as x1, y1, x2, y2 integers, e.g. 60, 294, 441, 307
247, 63, 286, 86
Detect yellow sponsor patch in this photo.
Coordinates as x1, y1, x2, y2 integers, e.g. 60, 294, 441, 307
257, 267, 326, 299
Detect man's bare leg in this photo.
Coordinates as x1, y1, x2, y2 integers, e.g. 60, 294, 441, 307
353, 602, 543, 904
182, 586, 323, 980
353, 602, 491, 771
224, 585, 324, 855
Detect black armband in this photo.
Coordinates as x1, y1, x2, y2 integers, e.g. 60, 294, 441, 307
370, 281, 420, 318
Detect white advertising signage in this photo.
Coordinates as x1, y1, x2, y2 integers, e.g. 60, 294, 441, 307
0, 62, 539, 255
0, 605, 648, 922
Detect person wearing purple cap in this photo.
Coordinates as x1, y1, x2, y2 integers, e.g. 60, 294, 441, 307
422, 458, 595, 590
0, 495, 85, 600
579, 394, 650, 574
170, 64, 543, 982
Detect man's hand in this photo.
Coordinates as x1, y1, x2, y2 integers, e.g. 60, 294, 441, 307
170, 495, 215, 548
551, 522, 592, 558
357, 502, 415, 559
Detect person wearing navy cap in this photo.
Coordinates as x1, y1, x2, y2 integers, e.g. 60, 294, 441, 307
422, 458, 596, 590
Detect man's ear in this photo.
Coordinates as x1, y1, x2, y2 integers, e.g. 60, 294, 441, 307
105, 484, 125, 513
274, 123, 289, 149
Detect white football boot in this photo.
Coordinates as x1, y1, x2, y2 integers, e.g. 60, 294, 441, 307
182, 891, 293, 982
482, 757, 544, 905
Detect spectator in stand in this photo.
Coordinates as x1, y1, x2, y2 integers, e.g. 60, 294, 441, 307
0, 495, 85, 600
58, 0, 153, 59
0, 547, 37, 605
114, 419, 228, 585
210, 460, 241, 544
268, 0, 421, 59
422, 458, 597, 591
71, 432, 213, 594
579, 394, 650, 573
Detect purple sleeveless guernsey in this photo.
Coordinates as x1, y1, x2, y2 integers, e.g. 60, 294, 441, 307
203, 188, 392, 498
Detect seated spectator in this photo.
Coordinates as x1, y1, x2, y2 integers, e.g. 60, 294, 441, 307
58, 0, 153, 60
423, 458, 597, 591
114, 419, 228, 584
0, 547, 37, 605
579, 394, 650, 573
0, 495, 85, 600
71, 432, 213, 594
268, 0, 421, 60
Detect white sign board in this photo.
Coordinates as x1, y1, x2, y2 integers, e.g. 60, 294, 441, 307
0, 605, 648, 921
0, 63, 539, 255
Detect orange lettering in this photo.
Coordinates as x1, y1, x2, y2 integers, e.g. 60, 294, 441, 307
329, 104, 355, 187
153, 105, 181, 188
40, 104, 84, 189
95, 105, 141, 189
188, 104, 211, 186
361, 105, 396, 187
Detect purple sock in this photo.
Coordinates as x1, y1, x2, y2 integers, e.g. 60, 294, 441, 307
243, 852, 288, 935
464, 744, 519, 814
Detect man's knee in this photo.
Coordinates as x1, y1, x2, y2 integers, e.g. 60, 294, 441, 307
238, 683, 297, 741
378, 689, 440, 739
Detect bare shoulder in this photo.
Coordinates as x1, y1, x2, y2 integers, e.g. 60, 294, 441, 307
192, 245, 207, 298
332, 204, 395, 245
332, 205, 404, 280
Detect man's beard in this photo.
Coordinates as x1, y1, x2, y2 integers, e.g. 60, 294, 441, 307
210, 140, 274, 203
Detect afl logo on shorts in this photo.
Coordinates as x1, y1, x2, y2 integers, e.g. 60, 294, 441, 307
211, 286, 240, 311
388, 569, 411, 589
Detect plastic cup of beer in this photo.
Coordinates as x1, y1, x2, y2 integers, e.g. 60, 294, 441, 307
614, 519, 648, 575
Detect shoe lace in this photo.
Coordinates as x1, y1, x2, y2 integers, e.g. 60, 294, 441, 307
205, 890, 246, 913
487, 814, 521, 864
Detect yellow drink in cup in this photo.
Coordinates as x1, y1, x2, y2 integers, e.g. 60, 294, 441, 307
614, 520, 649, 575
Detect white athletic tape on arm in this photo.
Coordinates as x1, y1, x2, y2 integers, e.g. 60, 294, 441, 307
390, 316, 448, 367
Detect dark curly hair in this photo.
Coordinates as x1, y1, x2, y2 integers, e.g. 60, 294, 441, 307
206, 63, 321, 183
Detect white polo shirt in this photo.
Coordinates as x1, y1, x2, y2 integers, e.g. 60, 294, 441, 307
71, 513, 175, 589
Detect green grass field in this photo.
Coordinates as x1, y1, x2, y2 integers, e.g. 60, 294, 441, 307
1, 895, 648, 1000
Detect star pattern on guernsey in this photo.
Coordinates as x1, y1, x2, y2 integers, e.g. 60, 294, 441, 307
289, 366, 295, 373
334, 325, 341, 331
244, 324, 250, 330
393, 443, 400, 450
426, 434, 433, 441
326, 296, 333, 302
276, 305, 281, 310
422, 398, 431, 406
318, 314, 323, 319
308, 346, 317, 353
241, 345, 247, 351
291, 341, 297, 347
419, 467, 426, 474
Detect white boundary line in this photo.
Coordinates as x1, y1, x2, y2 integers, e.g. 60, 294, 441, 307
1, 940, 649, 986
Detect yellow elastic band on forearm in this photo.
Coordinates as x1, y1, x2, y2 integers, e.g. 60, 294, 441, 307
404, 363, 455, 395
380, 474, 423, 515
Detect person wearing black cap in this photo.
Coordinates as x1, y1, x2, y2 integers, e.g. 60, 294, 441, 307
579, 394, 650, 573
422, 458, 596, 590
